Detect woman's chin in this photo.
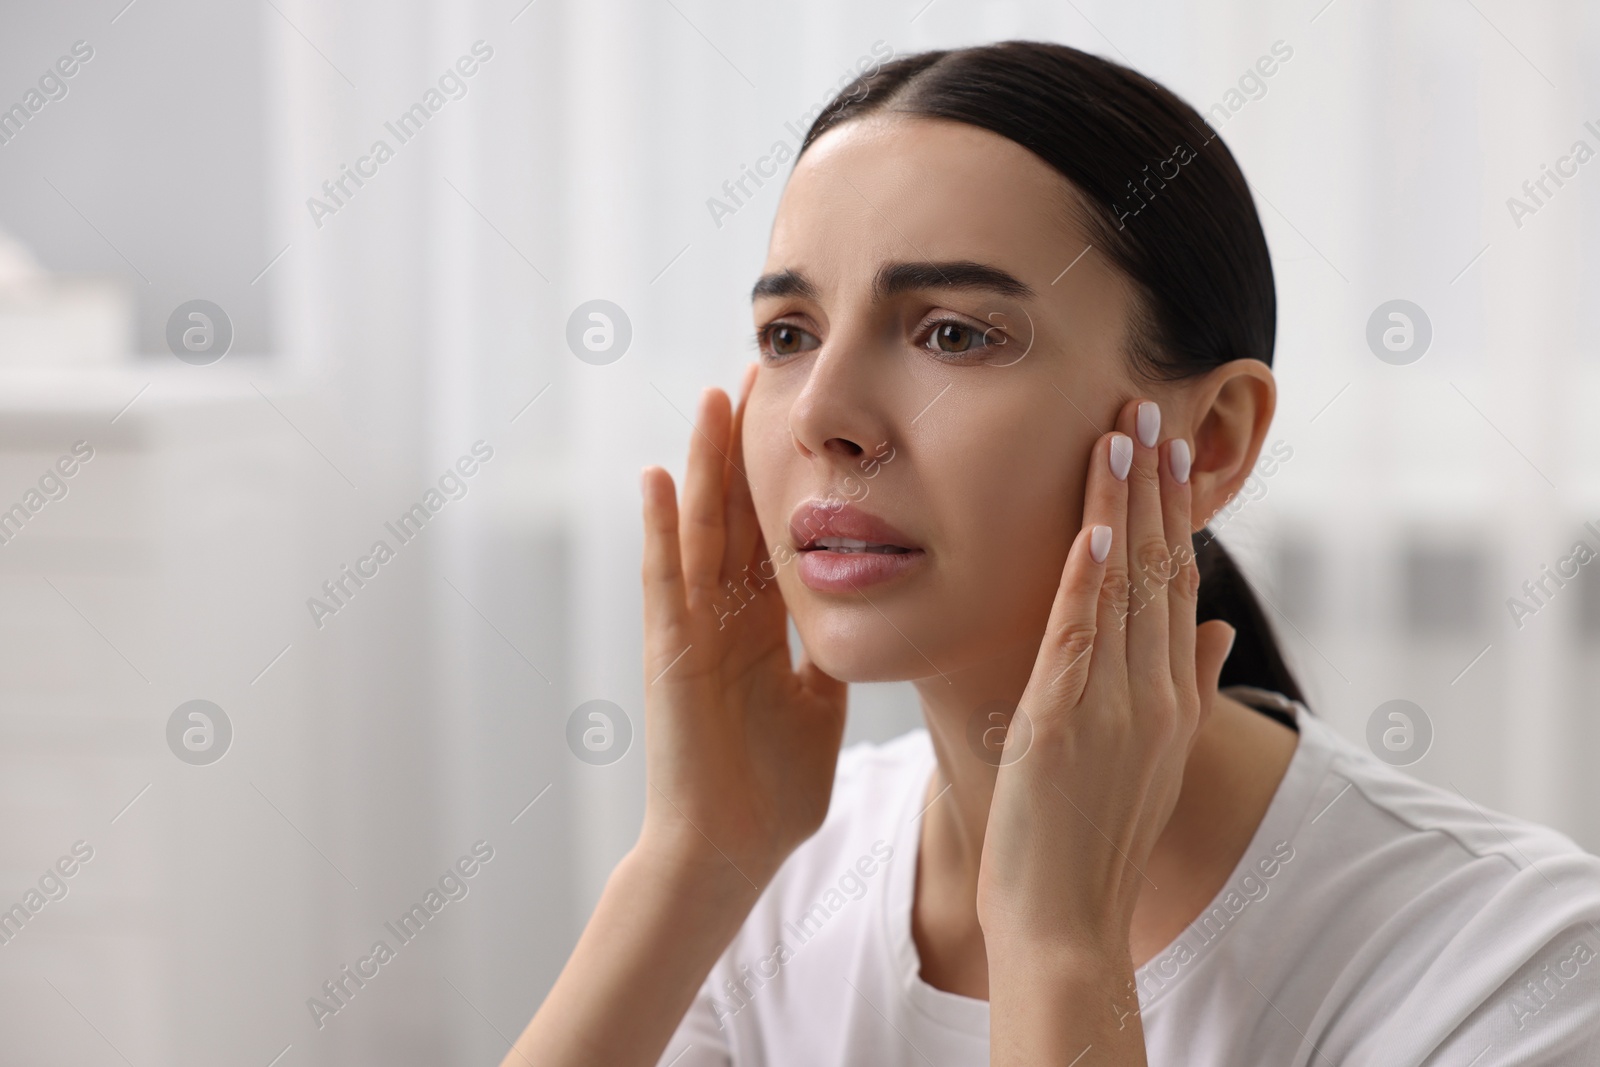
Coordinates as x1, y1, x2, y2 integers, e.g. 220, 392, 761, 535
794, 633, 941, 685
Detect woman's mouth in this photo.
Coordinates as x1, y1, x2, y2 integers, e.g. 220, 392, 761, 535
811, 537, 910, 555
789, 502, 926, 593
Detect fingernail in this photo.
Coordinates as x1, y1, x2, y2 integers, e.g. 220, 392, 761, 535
1109, 434, 1133, 481
1136, 401, 1160, 448
1090, 524, 1113, 563
1170, 438, 1191, 484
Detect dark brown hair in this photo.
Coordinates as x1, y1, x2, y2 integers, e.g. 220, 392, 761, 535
795, 39, 1306, 708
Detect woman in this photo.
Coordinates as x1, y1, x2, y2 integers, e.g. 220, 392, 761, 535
508, 41, 1600, 1065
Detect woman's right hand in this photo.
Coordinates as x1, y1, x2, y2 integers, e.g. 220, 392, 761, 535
636, 364, 849, 893
501, 367, 845, 1067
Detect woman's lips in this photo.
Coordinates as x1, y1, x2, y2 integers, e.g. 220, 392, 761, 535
797, 548, 925, 592
788, 501, 926, 593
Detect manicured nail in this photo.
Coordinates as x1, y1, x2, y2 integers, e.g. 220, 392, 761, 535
1170, 438, 1191, 484
1090, 524, 1113, 563
1136, 401, 1160, 448
1109, 434, 1133, 481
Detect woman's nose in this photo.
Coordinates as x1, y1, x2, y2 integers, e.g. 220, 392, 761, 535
787, 347, 887, 465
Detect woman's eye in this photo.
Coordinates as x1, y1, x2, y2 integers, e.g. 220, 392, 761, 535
758, 322, 820, 359
924, 318, 1004, 357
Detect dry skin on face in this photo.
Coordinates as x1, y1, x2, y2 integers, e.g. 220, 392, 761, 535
744, 114, 1158, 683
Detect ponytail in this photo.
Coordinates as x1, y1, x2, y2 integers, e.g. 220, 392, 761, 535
1194, 531, 1306, 708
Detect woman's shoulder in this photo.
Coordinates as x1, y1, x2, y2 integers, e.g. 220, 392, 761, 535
1268, 712, 1600, 1061
1294, 709, 1595, 877
1138, 701, 1600, 1062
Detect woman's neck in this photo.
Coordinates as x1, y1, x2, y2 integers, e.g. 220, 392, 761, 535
912, 637, 1040, 873
908, 659, 1301, 999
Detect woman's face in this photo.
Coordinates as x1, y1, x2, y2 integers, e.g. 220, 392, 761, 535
744, 114, 1157, 683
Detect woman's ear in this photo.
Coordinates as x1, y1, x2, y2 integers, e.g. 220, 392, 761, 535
1185, 359, 1276, 532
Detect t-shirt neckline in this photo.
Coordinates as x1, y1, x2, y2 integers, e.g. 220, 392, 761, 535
881, 692, 1339, 1034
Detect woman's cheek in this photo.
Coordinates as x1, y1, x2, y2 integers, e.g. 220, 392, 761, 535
962, 441, 1081, 621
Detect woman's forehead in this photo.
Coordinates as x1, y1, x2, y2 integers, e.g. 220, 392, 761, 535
764, 115, 1089, 290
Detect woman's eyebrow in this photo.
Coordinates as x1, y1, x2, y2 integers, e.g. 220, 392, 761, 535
750, 260, 1035, 302
875, 260, 1035, 299
750, 269, 817, 301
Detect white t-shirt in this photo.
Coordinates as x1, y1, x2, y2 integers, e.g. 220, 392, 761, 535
657, 694, 1600, 1066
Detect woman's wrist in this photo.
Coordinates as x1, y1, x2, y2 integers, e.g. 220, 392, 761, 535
978, 886, 1135, 966
988, 939, 1146, 1066
627, 826, 774, 913
987, 932, 1133, 988
505, 833, 769, 1067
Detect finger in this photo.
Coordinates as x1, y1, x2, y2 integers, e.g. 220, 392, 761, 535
641, 466, 689, 657
680, 387, 733, 604
1031, 518, 1114, 710
1161, 435, 1199, 701
722, 363, 763, 581
1121, 398, 1171, 695
1193, 621, 1236, 739
1081, 429, 1132, 694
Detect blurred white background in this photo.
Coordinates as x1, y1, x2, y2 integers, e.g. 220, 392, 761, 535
1, 0, 1597, 1062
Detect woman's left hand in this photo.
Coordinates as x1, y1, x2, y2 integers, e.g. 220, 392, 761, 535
977, 396, 1236, 1065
